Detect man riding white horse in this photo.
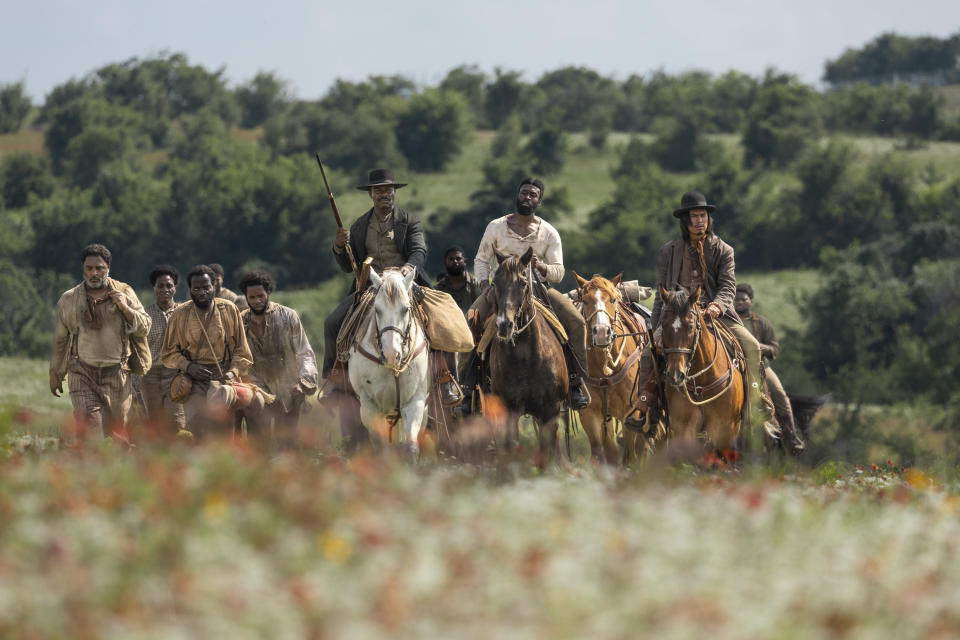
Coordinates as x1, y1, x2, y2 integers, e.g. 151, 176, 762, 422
321, 169, 466, 448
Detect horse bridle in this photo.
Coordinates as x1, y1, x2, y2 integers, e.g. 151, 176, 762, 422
493, 262, 537, 343
355, 302, 424, 377
663, 304, 738, 405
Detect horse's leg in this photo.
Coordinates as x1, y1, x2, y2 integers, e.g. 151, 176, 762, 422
621, 426, 641, 467
579, 405, 605, 464
400, 397, 428, 462
357, 403, 385, 454
601, 415, 620, 464
535, 412, 561, 470
664, 390, 702, 463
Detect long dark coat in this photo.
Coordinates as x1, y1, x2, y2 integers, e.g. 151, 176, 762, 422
650, 233, 739, 329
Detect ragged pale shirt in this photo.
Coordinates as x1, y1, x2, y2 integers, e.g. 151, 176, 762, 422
161, 299, 252, 379
145, 302, 180, 366
242, 303, 318, 412
474, 215, 565, 284
50, 278, 151, 377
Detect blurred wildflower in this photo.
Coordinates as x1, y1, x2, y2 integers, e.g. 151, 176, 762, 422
204, 492, 229, 523
317, 531, 352, 564
904, 468, 936, 490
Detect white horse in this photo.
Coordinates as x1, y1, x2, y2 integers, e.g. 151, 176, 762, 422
348, 268, 431, 457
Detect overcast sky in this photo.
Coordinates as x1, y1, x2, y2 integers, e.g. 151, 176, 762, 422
3, 0, 959, 101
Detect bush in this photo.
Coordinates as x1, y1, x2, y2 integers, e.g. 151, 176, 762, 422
395, 89, 471, 172
0, 81, 31, 133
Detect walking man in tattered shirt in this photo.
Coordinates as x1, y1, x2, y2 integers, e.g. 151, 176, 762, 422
161, 264, 253, 437
49, 244, 151, 440
139, 264, 186, 431
238, 270, 318, 449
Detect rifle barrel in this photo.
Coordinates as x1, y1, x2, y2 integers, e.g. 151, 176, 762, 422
315, 153, 345, 228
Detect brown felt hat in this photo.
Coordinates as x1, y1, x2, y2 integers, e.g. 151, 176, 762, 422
355, 169, 407, 191
673, 191, 716, 218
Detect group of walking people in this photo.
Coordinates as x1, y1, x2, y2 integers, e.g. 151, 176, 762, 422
48, 167, 804, 454
50, 248, 317, 446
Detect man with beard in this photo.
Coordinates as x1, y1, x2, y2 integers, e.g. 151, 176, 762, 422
238, 269, 318, 448
734, 283, 805, 452
625, 191, 803, 454
435, 246, 482, 315
162, 264, 253, 436
139, 264, 186, 430
322, 169, 461, 409
456, 178, 591, 414
50, 244, 152, 439
208, 263, 247, 311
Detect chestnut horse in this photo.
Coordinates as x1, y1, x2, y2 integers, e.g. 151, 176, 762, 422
574, 272, 659, 466
658, 286, 744, 458
488, 248, 568, 465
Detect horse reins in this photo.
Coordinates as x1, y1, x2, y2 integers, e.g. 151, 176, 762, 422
494, 262, 538, 343
578, 289, 644, 427
353, 304, 428, 435
666, 305, 739, 406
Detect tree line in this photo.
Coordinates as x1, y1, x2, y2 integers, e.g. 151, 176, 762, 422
0, 51, 959, 420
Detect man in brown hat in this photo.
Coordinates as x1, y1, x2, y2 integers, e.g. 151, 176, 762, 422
626, 191, 803, 454
734, 283, 805, 452
321, 169, 461, 436
49, 243, 152, 440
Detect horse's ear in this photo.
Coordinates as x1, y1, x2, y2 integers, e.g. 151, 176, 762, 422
690, 286, 701, 303
610, 273, 623, 287
520, 246, 534, 267
573, 271, 589, 289
494, 250, 507, 265
402, 267, 416, 290
368, 269, 382, 289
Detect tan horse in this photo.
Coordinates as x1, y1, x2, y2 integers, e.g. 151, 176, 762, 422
658, 286, 744, 459
574, 273, 659, 466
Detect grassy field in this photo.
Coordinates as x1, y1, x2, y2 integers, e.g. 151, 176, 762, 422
0, 430, 959, 637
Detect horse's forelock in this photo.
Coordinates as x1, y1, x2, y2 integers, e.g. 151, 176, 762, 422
378, 270, 409, 305
585, 275, 619, 302
665, 288, 691, 316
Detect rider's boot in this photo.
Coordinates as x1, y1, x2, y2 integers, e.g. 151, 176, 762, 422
624, 373, 658, 432
453, 354, 478, 418
778, 410, 806, 455
439, 370, 463, 407
569, 374, 591, 410
562, 344, 591, 409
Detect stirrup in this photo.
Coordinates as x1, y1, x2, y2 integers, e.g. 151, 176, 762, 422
624, 409, 647, 432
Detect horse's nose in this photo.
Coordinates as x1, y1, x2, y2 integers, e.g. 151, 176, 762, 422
593, 324, 611, 346
496, 314, 513, 338
382, 345, 400, 369
667, 369, 686, 388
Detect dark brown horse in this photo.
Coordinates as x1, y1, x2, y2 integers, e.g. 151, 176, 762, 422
659, 286, 744, 458
574, 272, 659, 466
488, 247, 568, 464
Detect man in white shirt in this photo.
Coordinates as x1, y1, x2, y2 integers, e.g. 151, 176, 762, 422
457, 178, 590, 413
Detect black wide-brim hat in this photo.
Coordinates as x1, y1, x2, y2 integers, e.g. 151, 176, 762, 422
355, 168, 407, 190
673, 190, 716, 218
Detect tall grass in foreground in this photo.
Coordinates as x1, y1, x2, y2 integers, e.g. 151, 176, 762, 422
0, 430, 959, 638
